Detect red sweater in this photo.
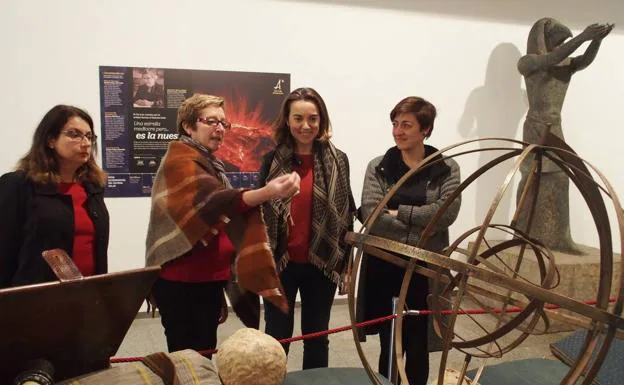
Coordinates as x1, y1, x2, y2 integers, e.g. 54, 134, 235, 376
58, 183, 95, 276
160, 197, 251, 282
287, 154, 314, 263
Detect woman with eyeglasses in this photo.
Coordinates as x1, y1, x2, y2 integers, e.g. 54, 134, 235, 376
357, 96, 461, 385
259, 87, 356, 369
0, 105, 109, 289
145, 93, 300, 355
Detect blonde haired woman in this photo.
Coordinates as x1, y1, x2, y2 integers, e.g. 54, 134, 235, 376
145, 93, 299, 355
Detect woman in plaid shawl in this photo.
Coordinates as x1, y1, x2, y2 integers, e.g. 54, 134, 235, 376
258, 87, 356, 369
145, 94, 300, 356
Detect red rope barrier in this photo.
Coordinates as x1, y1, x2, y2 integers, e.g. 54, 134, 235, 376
110, 296, 618, 364
110, 314, 398, 363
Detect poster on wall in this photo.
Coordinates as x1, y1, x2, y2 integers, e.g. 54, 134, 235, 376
98, 65, 290, 197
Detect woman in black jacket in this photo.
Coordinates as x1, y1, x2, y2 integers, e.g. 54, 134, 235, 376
358, 96, 461, 385
0, 105, 109, 288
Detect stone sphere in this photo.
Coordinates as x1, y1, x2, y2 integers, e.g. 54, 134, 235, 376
215, 328, 287, 385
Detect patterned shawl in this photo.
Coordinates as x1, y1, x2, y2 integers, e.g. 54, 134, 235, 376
263, 141, 355, 285
145, 136, 288, 326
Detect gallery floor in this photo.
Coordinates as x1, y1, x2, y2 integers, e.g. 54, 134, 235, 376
115, 300, 569, 384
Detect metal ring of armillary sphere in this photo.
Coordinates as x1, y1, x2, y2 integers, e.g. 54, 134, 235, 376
345, 134, 623, 385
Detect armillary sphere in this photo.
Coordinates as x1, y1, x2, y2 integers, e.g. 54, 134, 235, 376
345, 134, 623, 385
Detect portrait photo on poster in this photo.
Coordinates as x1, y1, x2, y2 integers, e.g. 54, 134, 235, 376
132, 68, 165, 108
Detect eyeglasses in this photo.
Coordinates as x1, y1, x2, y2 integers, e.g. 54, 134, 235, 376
197, 117, 232, 130
62, 129, 97, 143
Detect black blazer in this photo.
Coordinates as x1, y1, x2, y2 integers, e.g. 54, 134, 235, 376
0, 171, 109, 288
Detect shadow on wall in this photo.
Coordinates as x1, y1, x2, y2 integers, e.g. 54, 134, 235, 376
277, 0, 624, 32
458, 42, 527, 227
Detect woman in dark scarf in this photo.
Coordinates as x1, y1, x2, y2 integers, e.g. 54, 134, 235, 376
259, 87, 356, 369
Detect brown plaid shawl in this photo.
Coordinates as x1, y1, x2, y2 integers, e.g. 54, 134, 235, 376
145, 137, 288, 325
263, 141, 355, 286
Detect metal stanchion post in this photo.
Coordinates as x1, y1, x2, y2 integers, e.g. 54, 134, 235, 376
388, 296, 399, 384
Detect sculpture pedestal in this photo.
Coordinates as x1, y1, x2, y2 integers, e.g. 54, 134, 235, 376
467, 241, 621, 332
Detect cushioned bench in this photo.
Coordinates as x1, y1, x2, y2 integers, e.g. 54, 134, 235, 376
466, 358, 583, 385
283, 367, 393, 385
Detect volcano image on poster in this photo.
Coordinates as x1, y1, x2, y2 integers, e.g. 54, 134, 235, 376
216, 93, 278, 173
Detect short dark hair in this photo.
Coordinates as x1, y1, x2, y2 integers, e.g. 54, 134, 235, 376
390, 96, 437, 138
272, 87, 332, 146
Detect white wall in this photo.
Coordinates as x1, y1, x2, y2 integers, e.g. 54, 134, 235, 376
1, 0, 622, 280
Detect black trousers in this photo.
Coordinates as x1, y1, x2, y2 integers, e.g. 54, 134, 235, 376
366, 256, 430, 385
264, 262, 337, 369
379, 311, 429, 385
152, 278, 225, 358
